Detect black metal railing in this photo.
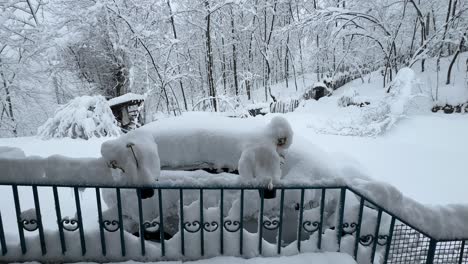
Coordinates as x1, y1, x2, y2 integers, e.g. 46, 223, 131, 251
0, 182, 466, 263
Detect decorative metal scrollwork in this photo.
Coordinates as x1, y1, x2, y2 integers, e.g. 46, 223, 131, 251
263, 219, 280, 230
143, 220, 160, 232
21, 219, 38, 232
61, 218, 79, 232
302, 221, 320, 233
342, 222, 358, 235
359, 234, 374, 246
102, 220, 120, 232
203, 221, 219, 232
183, 221, 202, 233
223, 220, 241, 232
377, 235, 389, 246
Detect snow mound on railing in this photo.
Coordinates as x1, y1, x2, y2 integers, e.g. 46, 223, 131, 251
141, 113, 293, 172
0, 130, 160, 186
37, 95, 121, 140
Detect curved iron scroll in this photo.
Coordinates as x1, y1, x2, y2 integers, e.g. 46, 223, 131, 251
61, 218, 79, 232
359, 234, 374, 246
302, 221, 321, 233
377, 235, 389, 246
184, 221, 202, 233
263, 219, 280, 230
102, 220, 120, 232
21, 219, 38, 232
144, 220, 161, 232
342, 222, 358, 235
223, 220, 241, 232
203, 221, 219, 232
358, 234, 389, 246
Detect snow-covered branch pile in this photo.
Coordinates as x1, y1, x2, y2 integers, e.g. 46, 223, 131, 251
308, 68, 431, 136
37, 95, 121, 140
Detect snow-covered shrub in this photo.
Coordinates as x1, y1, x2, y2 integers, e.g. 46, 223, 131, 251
37, 95, 121, 139
337, 88, 359, 107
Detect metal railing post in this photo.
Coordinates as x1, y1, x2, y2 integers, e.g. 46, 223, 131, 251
426, 239, 437, 264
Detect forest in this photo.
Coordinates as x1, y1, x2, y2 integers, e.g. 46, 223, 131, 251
1, 0, 467, 136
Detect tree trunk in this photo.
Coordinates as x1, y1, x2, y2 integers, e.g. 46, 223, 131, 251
230, 8, 239, 96
167, 0, 188, 110
204, 0, 217, 111
446, 32, 466, 85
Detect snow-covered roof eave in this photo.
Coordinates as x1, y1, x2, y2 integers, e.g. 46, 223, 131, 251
108, 93, 145, 107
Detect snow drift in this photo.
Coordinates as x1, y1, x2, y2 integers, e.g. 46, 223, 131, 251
37, 95, 121, 140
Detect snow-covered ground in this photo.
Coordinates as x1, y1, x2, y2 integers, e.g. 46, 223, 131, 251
0, 112, 465, 205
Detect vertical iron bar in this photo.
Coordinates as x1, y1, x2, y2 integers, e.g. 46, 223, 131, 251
95, 188, 106, 256
219, 189, 224, 255
32, 186, 46, 255
258, 189, 264, 255
12, 185, 26, 254
277, 189, 285, 255
199, 189, 204, 256
136, 189, 145, 256
426, 239, 437, 264
371, 209, 383, 262
116, 188, 126, 256
337, 188, 346, 251
53, 186, 66, 254
158, 189, 165, 257
0, 210, 7, 255
318, 188, 326, 250
239, 189, 244, 255
458, 240, 465, 264
179, 189, 184, 256
74, 187, 86, 256
297, 188, 305, 252
353, 197, 365, 260
383, 217, 396, 264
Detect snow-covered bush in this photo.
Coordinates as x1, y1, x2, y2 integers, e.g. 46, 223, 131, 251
37, 95, 121, 139
337, 88, 360, 107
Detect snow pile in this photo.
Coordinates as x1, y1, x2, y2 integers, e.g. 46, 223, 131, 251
37, 95, 121, 140
101, 129, 160, 186
141, 113, 293, 172
310, 68, 430, 136
238, 145, 281, 187
0, 146, 25, 159
0, 130, 160, 186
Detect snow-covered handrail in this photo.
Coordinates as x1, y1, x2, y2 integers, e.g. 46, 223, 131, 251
0, 180, 466, 263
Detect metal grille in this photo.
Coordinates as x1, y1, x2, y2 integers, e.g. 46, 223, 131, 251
433, 240, 464, 263
387, 224, 430, 264
462, 241, 468, 264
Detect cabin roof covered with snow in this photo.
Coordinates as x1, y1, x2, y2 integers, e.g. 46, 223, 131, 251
108, 93, 145, 107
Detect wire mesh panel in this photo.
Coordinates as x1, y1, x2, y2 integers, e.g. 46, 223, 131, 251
433, 240, 464, 263
461, 240, 468, 264
387, 223, 431, 264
